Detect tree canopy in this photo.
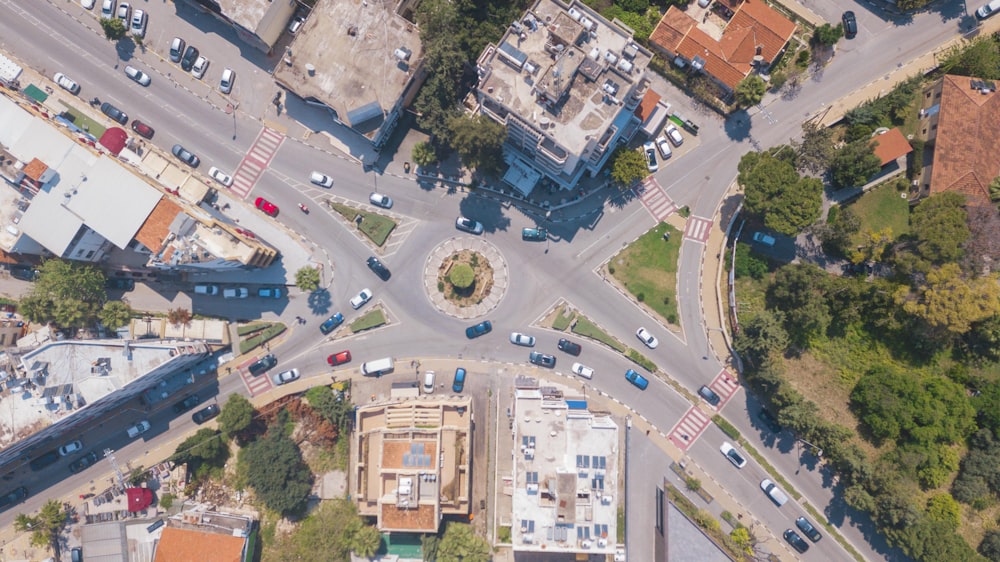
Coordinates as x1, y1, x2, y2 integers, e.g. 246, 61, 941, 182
20, 260, 107, 327
610, 146, 649, 187
938, 36, 1000, 81
735, 75, 766, 107
896, 263, 1000, 336
99, 300, 133, 330
295, 266, 321, 293
812, 23, 844, 46
795, 122, 835, 175
447, 114, 506, 176
264, 499, 371, 562
243, 425, 313, 516
908, 193, 970, 266
437, 522, 492, 562
218, 394, 255, 439
766, 263, 832, 347
15, 500, 68, 552
830, 140, 881, 189
738, 151, 823, 235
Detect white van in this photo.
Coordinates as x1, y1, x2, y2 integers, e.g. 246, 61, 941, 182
977, 0, 1000, 19
422, 371, 436, 393
760, 479, 788, 506
194, 284, 219, 296
361, 357, 394, 376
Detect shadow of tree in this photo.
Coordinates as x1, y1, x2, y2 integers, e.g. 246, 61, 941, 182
307, 289, 332, 316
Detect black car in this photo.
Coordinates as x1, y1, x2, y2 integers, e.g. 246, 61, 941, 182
100, 102, 128, 125
106, 278, 135, 291
698, 385, 721, 406
10, 267, 38, 281
758, 408, 782, 433
29, 450, 60, 471
171, 144, 200, 168
181, 45, 199, 71
367, 256, 391, 281
192, 404, 221, 424
529, 351, 556, 368
557, 338, 581, 356
522, 227, 547, 241
783, 529, 810, 553
0, 486, 27, 511
172, 394, 201, 413
842, 11, 857, 38
248, 354, 278, 377
465, 320, 492, 339
796, 517, 822, 542
69, 451, 99, 474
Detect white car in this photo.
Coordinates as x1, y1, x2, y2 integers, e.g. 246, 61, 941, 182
665, 124, 684, 146
310, 171, 333, 188
223, 287, 248, 299
642, 141, 658, 173
509, 332, 536, 347
116, 1, 130, 22
100, 0, 114, 18
350, 288, 373, 309
208, 167, 233, 187
636, 327, 659, 349
571, 362, 594, 379
369, 192, 393, 209
288, 16, 305, 34
124, 65, 151, 87
655, 136, 672, 159
58, 440, 83, 457
126, 420, 150, 438
53, 72, 80, 95
219, 68, 235, 94
191, 56, 209, 79
82, 0, 96, 10
720, 442, 747, 468
455, 216, 484, 234
272, 368, 300, 386
130, 9, 147, 37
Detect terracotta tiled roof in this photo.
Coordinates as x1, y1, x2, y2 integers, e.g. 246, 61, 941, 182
928, 74, 1000, 205
871, 128, 912, 166
134, 197, 181, 252
22, 158, 48, 181
153, 527, 245, 562
649, 2, 795, 90
634, 89, 662, 121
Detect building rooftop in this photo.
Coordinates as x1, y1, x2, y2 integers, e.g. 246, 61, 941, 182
871, 127, 912, 167
273, 0, 423, 138
476, 0, 652, 158
511, 377, 619, 554
152, 511, 252, 562
354, 396, 472, 533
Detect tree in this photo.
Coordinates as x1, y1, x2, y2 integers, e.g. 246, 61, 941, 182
218, 394, 255, 439
349, 524, 382, 558
980, 530, 1000, 561
449, 263, 475, 289
243, 426, 313, 516
22, 259, 107, 327
15, 500, 68, 555
795, 122, 835, 175
264, 499, 367, 562
830, 140, 881, 189
817, 206, 860, 257
897, 263, 1000, 336
421, 534, 441, 562
447, 114, 506, 176
938, 36, 1000, 81
729, 527, 754, 555
167, 307, 192, 326
610, 146, 649, 187
738, 152, 822, 235
412, 141, 437, 168
99, 300, 132, 330
909, 192, 970, 265
295, 266, 321, 292
734, 310, 789, 366
925, 493, 961, 530
734, 75, 766, 107
767, 263, 832, 347
850, 227, 894, 265
100, 17, 127, 41
305, 386, 353, 432
171, 428, 228, 470
812, 23, 844, 47
437, 522, 491, 562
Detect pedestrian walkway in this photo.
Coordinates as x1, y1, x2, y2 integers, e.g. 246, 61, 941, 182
230, 126, 285, 199
706, 368, 742, 406
668, 405, 713, 450
684, 215, 714, 243
636, 177, 678, 222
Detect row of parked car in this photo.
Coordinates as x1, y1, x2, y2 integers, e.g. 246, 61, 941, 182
193, 284, 283, 299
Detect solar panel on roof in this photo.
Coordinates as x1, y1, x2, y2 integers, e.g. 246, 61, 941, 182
987, 81, 996, 90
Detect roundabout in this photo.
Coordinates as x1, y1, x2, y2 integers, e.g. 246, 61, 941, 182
423, 237, 508, 320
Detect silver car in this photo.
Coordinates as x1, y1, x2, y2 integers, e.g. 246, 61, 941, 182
455, 216, 484, 234
124, 65, 151, 87
509, 332, 536, 347
369, 192, 393, 208
219, 68, 235, 94
272, 368, 300, 386
53, 72, 80, 95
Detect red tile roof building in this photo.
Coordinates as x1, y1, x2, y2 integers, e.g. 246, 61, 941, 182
871, 128, 913, 167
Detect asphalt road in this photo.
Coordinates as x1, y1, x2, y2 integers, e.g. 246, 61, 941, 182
0, 0, 973, 559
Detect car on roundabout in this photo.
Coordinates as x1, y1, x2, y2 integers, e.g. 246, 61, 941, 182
571, 363, 594, 379
624, 369, 649, 390
528, 351, 556, 368
310, 171, 334, 188
369, 193, 393, 208
366, 256, 391, 280
522, 227, 547, 241
455, 216, 484, 234
350, 288, 373, 310
465, 320, 492, 339
557, 338, 582, 356
509, 332, 535, 347
328, 350, 352, 366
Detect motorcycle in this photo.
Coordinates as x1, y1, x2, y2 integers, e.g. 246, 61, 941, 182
298, 203, 309, 214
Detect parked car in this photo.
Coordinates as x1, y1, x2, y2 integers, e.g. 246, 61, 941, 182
655, 136, 672, 159
310, 171, 333, 188
698, 385, 721, 406
272, 368, 300, 386
455, 216, 484, 234
208, 167, 233, 187
248, 354, 278, 376
223, 287, 248, 299
796, 516, 823, 542
288, 15, 305, 34
116, 2, 130, 23
10, 267, 38, 281
752, 231, 775, 246
172, 395, 201, 413
53, 72, 80, 95
100, 0, 115, 19
327, 350, 352, 366
0, 487, 27, 511
82, 0, 96, 9
571, 362, 594, 379
719, 441, 747, 468
130, 9, 147, 37
124, 65, 151, 86
625, 369, 649, 390
783, 530, 810, 553
452, 367, 467, 392
58, 440, 83, 457
842, 10, 858, 36
257, 287, 282, 299
169, 37, 185, 62
557, 338, 582, 356
219, 68, 235, 94
369, 192, 393, 208
126, 420, 151, 439
320, 313, 344, 335
465, 320, 492, 339
509, 332, 535, 347
181, 45, 199, 71
665, 123, 684, 146
191, 56, 209, 79
192, 404, 220, 424
642, 141, 658, 173
100, 102, 128, 125
69, 451, 99, 473
350, 288, 373, 309
529, 351, 556, 368
522, 227, 547, 241
255, 197, 278, 216
105, 278, 135, 291
171, 144, 200, 167
366, 256, 391, 281
131, 120, 154, 139
636, 327, 659, 349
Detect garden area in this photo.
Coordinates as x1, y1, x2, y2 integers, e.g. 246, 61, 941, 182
606, 222, 681, 326
237, 322, 286, 355
545, 302, 656, 372
349, 307, 387, 333
437, 250, 493, 307
328, 201, 397, 247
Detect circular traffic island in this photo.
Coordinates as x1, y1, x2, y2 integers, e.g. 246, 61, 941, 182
439, 250, 493, 306
424, 237, 508, 319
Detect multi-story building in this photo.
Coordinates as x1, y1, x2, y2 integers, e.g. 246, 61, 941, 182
468, 0, 654, 194
183, 0, 297, 54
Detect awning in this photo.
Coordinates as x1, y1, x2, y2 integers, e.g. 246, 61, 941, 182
126, 488, 153, 512
99, 127, 128, 155
502, 159, 542, 197
23, 84, 47, 103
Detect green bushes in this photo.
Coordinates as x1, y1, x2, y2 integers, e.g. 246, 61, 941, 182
239, 323, 286, 354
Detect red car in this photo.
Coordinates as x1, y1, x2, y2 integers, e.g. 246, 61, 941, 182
327, 350, 352, 366
131, 120, 154, 139
255, 197, 278, 216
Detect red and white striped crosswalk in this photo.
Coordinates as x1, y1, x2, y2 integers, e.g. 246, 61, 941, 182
684, 215, 713, 243
239, 356, 275, 396
668, 370, 742, 450
636, 177, 677, 222
229, 127, 286, 199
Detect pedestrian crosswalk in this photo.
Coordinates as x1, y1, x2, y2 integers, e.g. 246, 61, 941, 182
636, 177, 677, 222
684, 215, 713, 243
668, 370, 742, 450
238, 355, 275, 396
229, 127, 286, 199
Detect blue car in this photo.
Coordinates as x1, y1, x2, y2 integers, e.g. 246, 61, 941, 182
625, 369, 649, 390
320, 313, 345, 335
452, 367, 467, 392
465, 320, 492, 339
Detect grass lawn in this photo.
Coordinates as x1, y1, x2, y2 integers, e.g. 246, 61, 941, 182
571, 315, 626, 352
57, 101, 106, 137
847, 179, 910, 247
552, 306, 574, 331
608, 222, 681, 325
350, 308, 386, 333
329, 202, 397, 246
